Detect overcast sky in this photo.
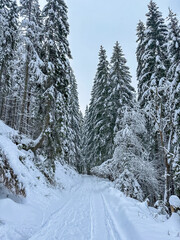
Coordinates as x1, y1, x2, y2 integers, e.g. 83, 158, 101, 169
39, 0, 180, 113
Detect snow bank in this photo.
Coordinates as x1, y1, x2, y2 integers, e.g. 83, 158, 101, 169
0, 120, 80, 199
169, 195, 180, 208
105, 186, 180, 239
0, 121, 81, 239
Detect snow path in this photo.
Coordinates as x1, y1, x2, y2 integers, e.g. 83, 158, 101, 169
1, 175, 179, 240
28, 176, 142, 240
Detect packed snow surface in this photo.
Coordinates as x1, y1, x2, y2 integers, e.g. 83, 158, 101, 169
0, 176, 179, 240
0, 120, 179, 240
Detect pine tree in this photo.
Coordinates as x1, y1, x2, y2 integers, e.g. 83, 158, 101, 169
11, 0, 44, 135
86, 46, 110, 168
92, 105, 158, 202
167, 10, 180, 197
136, 20, 146, 102
0, 0, 19, 122
137, 1, 172, 205
107, 41, 135, 152
66, 68, 81, 169
37, 0, 72, 172
138, 1, 168, 109
85, 79, 97, 172
81, 106, 89, 173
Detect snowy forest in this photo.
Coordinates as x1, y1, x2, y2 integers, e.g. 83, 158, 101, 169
0, 0, 180, 239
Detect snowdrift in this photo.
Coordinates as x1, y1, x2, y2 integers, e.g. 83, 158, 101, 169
0, 120, 80, 201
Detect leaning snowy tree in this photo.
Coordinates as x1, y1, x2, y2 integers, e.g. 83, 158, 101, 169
92, 105, 158, 203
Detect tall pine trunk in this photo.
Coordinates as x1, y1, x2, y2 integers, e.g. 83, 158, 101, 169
19, 50, 29, 134
0, 61, 5, 119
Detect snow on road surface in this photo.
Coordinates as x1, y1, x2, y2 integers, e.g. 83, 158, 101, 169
0, 175, 180, 240
28, 177, 180, 240
0, 120, 179, 240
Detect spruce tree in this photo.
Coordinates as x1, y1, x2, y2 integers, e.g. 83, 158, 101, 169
67, 68, 81, 169
12, 0, 44, 135
0, 0, 18, 122
136, 20, 146, 102
107, 41, 135, 152
137, 1, 172, 205
86, 46, 110, 168
167, 10, 180, 196
81, 106, 89, 173
39, 0, 71, 171
138, 0, 168, 109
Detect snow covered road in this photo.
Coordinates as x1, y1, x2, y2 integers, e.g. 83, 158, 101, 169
1, 175, 179, 240
28, 176, 179, 240
29, 176, 126, 240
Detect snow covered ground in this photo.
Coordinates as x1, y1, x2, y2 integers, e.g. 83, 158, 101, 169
0, 120, 180, 240
0, 175, 179, 240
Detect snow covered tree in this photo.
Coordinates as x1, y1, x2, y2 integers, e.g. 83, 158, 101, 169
136, 20, 146, 101
114, 106, 159, 202
0, 0, 19, 122
167, 10, 180, 197
92, 106, 158, 202
86, 43, 135, 170
80, 106, 89, 173
107, 41, 135, 150
66, 68, 81, 169
137, 1, 168, 109
10, 0, 73, 179
37, 0, 72, 171
10, 0, 44, 135
86, 46, 110, 167
137, 1, 172, 205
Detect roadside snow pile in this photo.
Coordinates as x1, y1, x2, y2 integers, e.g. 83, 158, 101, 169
0, 121, 80, 240
169, 195, 180, 209
0, 120, 79, 200
0, 164, 80, 240
91, 159, 113, 180
0, 120, 18, 138
106, 186, 180, 239
0, 121, 27, 199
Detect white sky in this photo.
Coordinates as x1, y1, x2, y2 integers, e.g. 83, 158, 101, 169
39, 0, 180, 113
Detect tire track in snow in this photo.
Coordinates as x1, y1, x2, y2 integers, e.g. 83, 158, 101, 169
52, 184, 92, 240
101, 193, 143, 240
101, 194, 122, 240
39, 184, 82, 230
90, 195, 94, 240
90, 192, 111, 240
28, 185, 85, 240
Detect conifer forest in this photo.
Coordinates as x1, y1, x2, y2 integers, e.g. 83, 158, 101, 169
0, 0, 180, 239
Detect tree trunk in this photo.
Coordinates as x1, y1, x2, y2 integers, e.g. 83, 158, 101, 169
159, 130, 171, 208
19, 51, 29, 134
26, 91, 31, 136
